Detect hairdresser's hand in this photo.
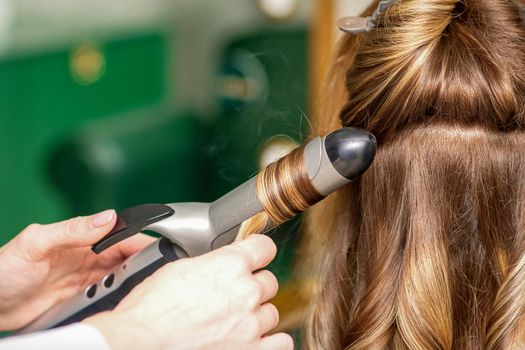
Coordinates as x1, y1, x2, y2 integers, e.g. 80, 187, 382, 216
0, 210, 155, 330
85, 234, 293, 350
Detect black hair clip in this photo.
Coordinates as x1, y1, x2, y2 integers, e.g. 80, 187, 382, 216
337, 0, 397, 33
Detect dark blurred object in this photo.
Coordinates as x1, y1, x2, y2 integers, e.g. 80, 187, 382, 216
210, 28, 308, 195
48, 111, 207, 214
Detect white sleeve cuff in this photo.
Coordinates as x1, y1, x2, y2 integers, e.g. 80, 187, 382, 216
0, 323, 111, 350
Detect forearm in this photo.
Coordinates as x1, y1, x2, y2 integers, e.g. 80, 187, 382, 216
84, 312, 160, 350
0, 323, 111, 350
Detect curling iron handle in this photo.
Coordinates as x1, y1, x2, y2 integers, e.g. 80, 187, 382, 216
55, 238, 180, 327
18, 237, 183, 333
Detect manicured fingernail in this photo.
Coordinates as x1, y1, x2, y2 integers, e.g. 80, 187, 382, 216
91, 210, 115, 228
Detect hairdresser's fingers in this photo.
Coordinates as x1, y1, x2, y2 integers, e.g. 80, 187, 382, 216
258, 333, 294, 350
20, 210, 117, 260
111, 233, 157, 258
230, 234, 277, 271
254, 303, 280, 336
253, 269, 279, 303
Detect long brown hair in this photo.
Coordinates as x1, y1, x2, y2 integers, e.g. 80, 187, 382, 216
303, 0, 525, 349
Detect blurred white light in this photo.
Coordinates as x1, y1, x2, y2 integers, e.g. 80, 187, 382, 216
259, 136, 299, 169
257, 0, 298, 20
0, 0, 13, 37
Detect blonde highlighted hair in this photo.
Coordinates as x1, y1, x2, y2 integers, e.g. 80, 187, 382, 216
236, 0, 525, 348
303, 0, 525, 349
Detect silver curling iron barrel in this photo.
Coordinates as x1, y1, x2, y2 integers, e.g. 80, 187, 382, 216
18, 127, 376, 333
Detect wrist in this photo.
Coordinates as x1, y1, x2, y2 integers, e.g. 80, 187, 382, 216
0, 309, 22, 331
83, 311, 160, 350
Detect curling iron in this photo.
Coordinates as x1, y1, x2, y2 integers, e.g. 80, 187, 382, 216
18, 127, 376, 333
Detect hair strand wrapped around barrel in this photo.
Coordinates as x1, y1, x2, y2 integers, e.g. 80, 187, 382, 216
236, 145, 324, 240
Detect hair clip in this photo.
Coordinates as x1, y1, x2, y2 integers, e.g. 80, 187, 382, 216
338, 0, 397, 33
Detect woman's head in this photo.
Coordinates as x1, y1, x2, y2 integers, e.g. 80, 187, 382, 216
334, 0, 525, 140
305, 0, 525, 349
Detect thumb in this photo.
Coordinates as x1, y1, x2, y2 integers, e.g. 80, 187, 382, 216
20, 210, 116, 260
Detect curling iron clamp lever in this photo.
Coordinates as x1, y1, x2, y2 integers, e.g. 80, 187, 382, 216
92, 204, 175, 254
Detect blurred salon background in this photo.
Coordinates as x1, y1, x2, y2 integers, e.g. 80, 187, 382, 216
0, 0, 370, 342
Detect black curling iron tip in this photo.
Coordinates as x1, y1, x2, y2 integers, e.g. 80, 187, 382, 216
325, 127, 377, 180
